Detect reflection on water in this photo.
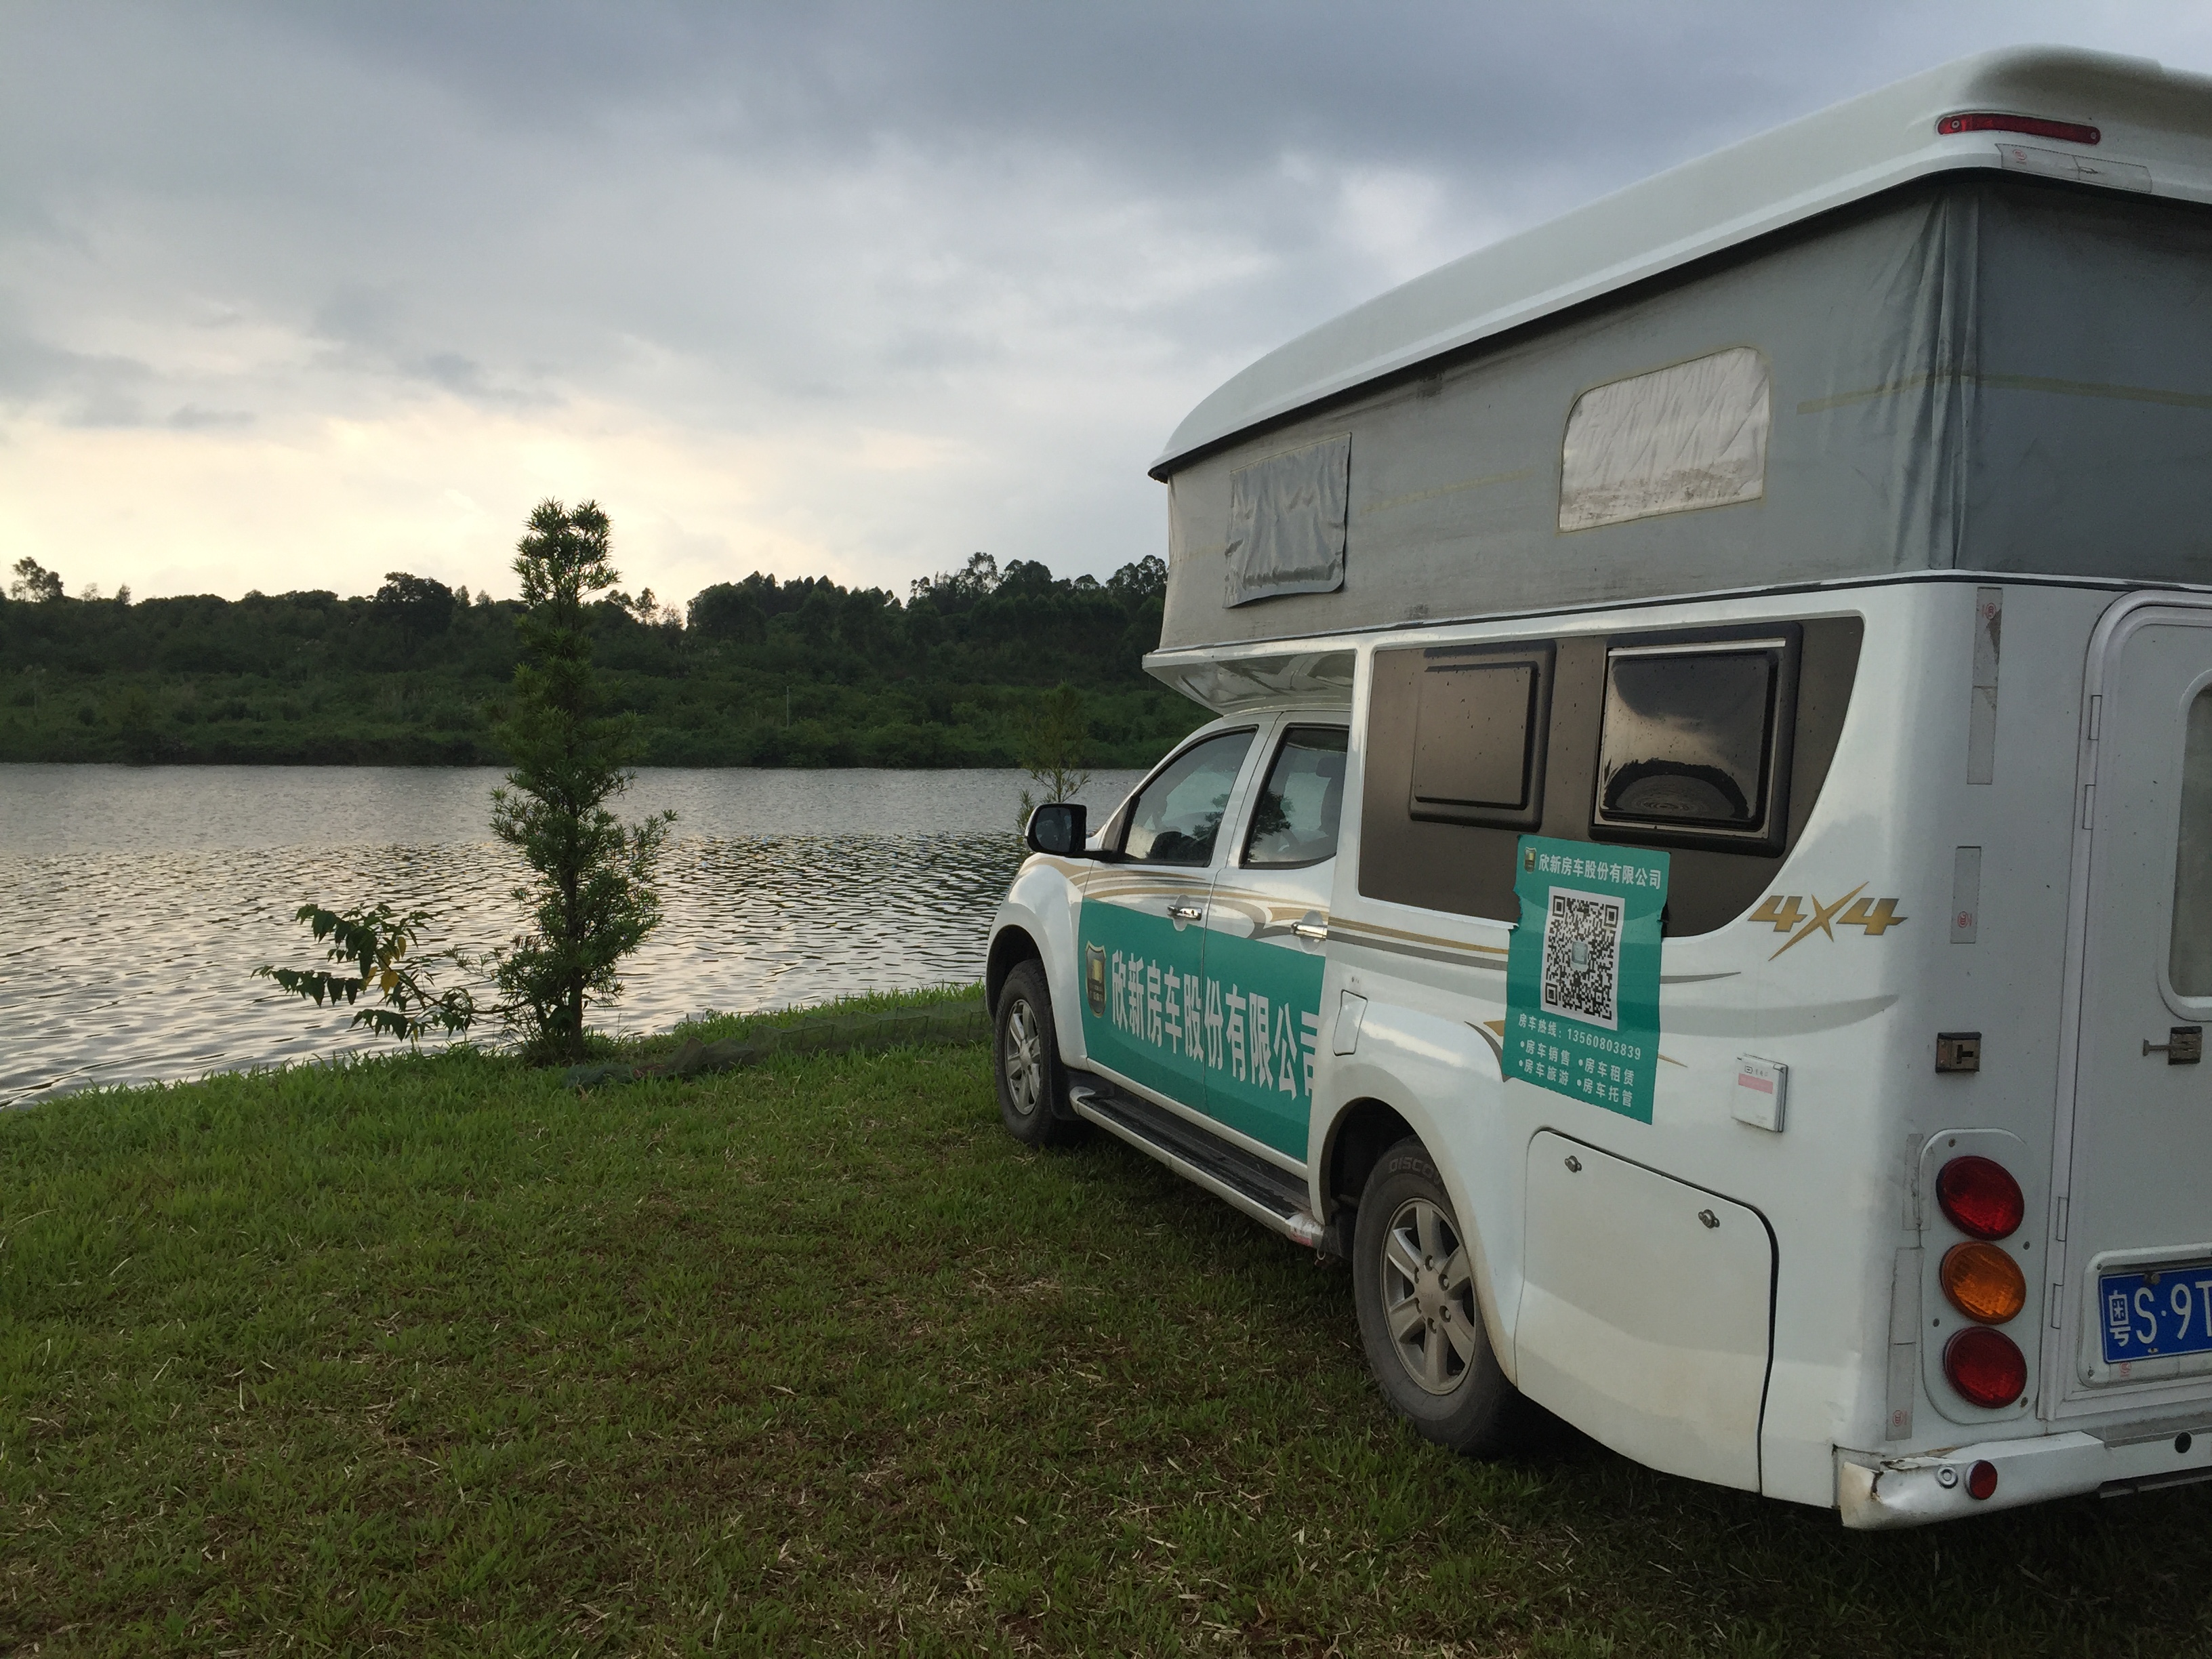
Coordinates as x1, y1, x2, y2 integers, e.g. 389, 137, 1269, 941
1, 764, 1146, 1107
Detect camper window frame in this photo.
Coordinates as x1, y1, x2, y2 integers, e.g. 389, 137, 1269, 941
1403, 640, 1555, 834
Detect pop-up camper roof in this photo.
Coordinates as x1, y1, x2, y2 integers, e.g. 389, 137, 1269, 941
1151, 47, 2212, 659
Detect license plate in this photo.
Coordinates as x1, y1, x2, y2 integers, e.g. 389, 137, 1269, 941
2100, 1263, 2212, 1364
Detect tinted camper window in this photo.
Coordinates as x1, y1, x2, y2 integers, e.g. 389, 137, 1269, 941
1593, 628, 1799, 856
1408, 647, 1551, 832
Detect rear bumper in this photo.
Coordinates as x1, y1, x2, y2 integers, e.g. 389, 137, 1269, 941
1837, 1425, 2212, 1528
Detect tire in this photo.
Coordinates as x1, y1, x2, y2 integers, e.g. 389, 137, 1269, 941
1351, 1136, 1523, 1454
994, 961, 1082, 1148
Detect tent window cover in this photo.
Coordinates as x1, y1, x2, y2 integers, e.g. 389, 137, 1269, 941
1223, 434, 1351, 607
1559, 348, 1770, 533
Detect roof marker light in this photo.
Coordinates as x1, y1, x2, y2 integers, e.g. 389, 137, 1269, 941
1938, 112, 2101, 145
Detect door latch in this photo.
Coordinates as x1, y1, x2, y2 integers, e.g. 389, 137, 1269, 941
1292, 919, 1329, 942
1936, 1031, 1982, 1073
2145, 1026, 2204, 1065
1166, 901, 1204, 923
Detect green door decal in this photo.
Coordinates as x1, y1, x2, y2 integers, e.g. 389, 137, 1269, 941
1078, 895, 1321, 1158
1079, 902, 1318, 1159
1196, 925, 1324, 1158
1078, 897, 1212, 1109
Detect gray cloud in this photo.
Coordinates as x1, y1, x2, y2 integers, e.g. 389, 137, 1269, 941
0, 322, 153, 426
2, 1, 2210, 599
167, 405, 254, 430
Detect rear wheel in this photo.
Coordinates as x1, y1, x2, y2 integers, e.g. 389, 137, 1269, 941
1351, 1136, 1523, 1454
994, 961, 1081, 1147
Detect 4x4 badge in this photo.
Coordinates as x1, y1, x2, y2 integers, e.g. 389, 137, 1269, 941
1750, 884, 1907, 960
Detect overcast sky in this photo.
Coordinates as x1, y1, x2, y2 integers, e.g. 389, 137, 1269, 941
5, 3, 2211, 607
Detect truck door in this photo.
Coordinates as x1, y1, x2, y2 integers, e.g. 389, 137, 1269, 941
1076, 727, 1258, 1110
2060, 600, 2212, 1404
1199, 723, 1346, 1162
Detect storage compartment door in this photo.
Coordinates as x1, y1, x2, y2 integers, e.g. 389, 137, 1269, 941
1517, 1132, 1774, 1491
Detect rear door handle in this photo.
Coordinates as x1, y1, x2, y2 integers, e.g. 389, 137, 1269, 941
1292, 920, 1330, 941
1168, 901, 1205, 922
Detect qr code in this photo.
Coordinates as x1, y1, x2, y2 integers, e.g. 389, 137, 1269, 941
1540, 887, 1622, 1029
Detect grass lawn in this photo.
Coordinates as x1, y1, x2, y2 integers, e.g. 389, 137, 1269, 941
5, 1035, 2211, 1656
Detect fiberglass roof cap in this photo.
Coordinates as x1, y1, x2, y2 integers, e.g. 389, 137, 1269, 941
1151, 45, 2212, 478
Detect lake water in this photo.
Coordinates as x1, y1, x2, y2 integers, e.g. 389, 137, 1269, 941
0, 764, 1146, 1108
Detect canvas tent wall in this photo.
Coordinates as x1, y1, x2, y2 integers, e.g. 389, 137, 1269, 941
1149, 49, 2212, 657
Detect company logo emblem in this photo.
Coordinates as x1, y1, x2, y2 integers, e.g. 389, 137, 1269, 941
1749, 884, 1906, 960
1084, 943, 1107, 1016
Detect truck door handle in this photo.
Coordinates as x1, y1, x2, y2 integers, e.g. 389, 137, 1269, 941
1292, 920, 1330, 941
1168, 901, 1205, 922
2145, 1026, 2203, 1064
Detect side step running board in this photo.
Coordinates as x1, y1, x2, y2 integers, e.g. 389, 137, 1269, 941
1066, 1075, 1334, 1251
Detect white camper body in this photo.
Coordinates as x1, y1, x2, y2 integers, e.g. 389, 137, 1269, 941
986, 48, 2212, 1525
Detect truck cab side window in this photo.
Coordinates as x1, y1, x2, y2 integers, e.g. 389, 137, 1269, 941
1122, 731, 1254, 865
1244, 726, 1349, 867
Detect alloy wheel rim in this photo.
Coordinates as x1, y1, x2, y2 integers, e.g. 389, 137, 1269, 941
1380, 1195, 1479, 1395
1003, 998, 1045, 1117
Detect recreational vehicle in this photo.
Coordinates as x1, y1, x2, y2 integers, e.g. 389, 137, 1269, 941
985, 47, 2212, 1526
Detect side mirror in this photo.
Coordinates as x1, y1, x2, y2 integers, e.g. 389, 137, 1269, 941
1025, 801, 1089, 857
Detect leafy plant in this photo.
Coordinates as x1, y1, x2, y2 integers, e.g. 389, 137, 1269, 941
489, 499, 676, 1063
255, 903, 478, 1043
1015, 682, 1092, 832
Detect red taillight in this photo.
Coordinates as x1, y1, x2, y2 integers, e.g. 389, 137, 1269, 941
1944, 1326, 2028, 1408
1937, 1156, 2024, 1240
1937, 112, 2101, 145
1967, 1459, 1999, 1500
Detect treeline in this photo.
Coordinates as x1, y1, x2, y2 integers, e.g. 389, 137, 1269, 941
0, 552, 1204, 768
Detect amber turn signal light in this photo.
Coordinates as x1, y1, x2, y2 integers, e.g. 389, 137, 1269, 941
1942, 1242, 2028, 1324
1944, 1326, 2028, 1409
1936, 1155, 2025, 1240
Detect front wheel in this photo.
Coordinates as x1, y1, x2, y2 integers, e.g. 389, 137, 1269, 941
994, 961, 1082, 1147
1351, 1136, 1524, 1454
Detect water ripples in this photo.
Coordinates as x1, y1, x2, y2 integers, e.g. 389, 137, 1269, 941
1, 764, 1145, 1107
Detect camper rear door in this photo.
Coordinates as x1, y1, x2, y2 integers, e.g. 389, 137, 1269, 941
2062, 600, 2212, 1404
